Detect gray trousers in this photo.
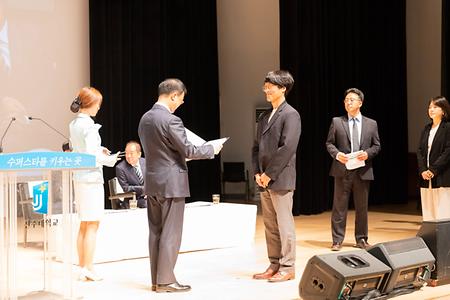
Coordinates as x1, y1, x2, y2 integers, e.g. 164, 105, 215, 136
260, 189, 296, 273
331, 172, 370, 244
147, 196, 185, 285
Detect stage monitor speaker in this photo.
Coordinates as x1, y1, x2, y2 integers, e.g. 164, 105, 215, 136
367, 237, 434, 293
299, 250, 391, 300
417, 218, 450, 286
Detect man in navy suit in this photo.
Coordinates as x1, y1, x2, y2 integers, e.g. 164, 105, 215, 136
115, 140, 147, 208
138, 78, 222, 293
252, 70, 301, 283
326, 88, 381, 251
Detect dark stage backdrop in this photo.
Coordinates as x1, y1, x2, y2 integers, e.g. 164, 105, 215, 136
89, 0, 221, 206
280, 0, 408, 215
443, 0, 450, 96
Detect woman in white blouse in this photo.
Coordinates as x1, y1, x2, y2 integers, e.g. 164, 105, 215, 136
417, 96, 450, 221
69, 87, 119, 281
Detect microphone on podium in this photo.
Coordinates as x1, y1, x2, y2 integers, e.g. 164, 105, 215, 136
0, 117, 16, 153
27, 116, 71, 151
27, 116, 68, 140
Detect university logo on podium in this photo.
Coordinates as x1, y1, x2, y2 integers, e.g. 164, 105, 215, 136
32, 182, 48, 214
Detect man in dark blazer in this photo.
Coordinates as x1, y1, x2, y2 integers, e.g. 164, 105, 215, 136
325, 88, 381, 251
115, 140, 147, 208
252, 70, 301, 283
138, 78, 222, 293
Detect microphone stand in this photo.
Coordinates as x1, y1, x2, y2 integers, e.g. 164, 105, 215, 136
0, 117, 16, 153
28, 117, 68, 140
28, 117, 70, 151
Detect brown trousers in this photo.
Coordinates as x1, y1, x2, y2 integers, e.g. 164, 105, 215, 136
260, 189, 296, 273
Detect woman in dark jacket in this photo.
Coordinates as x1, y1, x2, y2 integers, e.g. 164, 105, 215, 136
417, 96, 450, 220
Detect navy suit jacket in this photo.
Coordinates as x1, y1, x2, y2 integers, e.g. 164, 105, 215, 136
115, 157, 146, 198
326, 115, 381, 180
252, 101, 301, 190
138, 104, 214, 198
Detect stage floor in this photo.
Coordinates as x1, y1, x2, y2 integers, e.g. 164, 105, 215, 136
17, 201, 450, 299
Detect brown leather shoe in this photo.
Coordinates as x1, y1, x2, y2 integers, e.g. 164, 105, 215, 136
151, 285, 156, 291
355, 239, 370, 250
331, 243, 342, 251
252, 267, 278, 280
156, 282, 191, 293
268, 271, 295, 282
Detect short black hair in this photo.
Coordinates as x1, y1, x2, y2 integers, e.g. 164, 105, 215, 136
429, 96, 450, 121
264, 70, 295, 95
158, 78, 187, 96
345, 88, 364, 102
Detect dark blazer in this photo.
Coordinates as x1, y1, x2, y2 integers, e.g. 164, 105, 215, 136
325, 115, 381, 180
417, 121, 450, 188
252, 101, 301, 190
138, 104, 214, 198
115, 157, 146, 198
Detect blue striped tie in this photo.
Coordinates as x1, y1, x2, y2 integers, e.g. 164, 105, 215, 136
134, 166, 144, 185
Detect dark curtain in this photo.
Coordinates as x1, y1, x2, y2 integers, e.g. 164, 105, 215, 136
443, 0, 450, 96
89, 0, 220, 206
280, 0, 408, 215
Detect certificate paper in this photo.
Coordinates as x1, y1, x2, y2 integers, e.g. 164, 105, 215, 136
345, 150, 365, 170
184, 128, 229, 162
204, 137, 229, 148
185, 128, 206, 146
185, 128, 229, 147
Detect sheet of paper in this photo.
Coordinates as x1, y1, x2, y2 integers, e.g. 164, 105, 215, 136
185, 128, 206, 146
184, 128, 229, 161
345, 150, 365, 170
204, 137, 229, 148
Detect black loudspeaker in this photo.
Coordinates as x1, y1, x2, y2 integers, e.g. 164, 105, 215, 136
299, 250, 391, 300
417, 218, 450, 286
367, 237, 435, 293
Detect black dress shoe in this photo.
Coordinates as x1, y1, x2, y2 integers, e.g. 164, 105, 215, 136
355, 239, 370, 249
156, 282, 191, 293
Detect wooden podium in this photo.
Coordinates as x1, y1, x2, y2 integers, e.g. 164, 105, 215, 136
0, 151, 95, 299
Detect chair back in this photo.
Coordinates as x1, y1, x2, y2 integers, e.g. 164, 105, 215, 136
108, 177, 136, 209
108, 177, 124, 196
108, 177, 122, 209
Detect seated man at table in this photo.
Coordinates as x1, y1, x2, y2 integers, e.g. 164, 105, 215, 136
115, 140, 147, 208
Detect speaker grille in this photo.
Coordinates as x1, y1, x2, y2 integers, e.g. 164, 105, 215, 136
384, 238, 426, 255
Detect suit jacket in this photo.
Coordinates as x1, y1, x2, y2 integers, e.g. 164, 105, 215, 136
138, 104, 214, 198
115, 157, 146, 198
417, 121, 450, 188
326, 115, 381, 180
69, 113, 117, 183
252, 101, 301, 190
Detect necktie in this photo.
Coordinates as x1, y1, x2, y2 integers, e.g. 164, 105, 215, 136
134, 165, 144, 185
351, 118, 360, 152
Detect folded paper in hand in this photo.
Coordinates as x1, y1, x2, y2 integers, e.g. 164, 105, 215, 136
345, 150, 365, 170
185, 128, 229, 161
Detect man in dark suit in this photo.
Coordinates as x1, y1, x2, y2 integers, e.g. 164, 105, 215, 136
252, 70, 301, 283
115, 140, 147, 208
326, 88, 381, 251
138, 78, 222, 293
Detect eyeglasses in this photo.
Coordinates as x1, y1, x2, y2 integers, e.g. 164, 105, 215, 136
262, 85, 282, 93
344, 98, 361, 104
